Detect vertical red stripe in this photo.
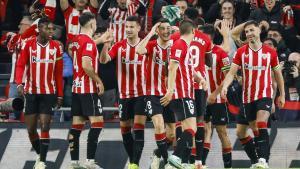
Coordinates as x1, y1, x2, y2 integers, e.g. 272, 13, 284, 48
250, 51, 258, 102
31, 43, 37, 94
153, 51, 159, 96
120, 44, 127, 98
40, 46, 46, 94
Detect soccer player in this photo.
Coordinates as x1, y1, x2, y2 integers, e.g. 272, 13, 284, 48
136, 18, 175, 168
68, 12, 105, 169
60, 0, 99, 42
15, 18, 63, 169
100, 16, 147, 169
161, 19, 202, 169
99, 0, 146, 43
199, 24, 232, 168
221, 20, 285, 168
170, 8, 212, 168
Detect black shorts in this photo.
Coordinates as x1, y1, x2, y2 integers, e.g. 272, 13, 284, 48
71, 93, 103, 117
163, 105, 176, 123
169, 98, 196, 121
24, 94, 56, 115
195, 89, 207, 117
236, 106, 249, 125
244, 98, 272, 122
118, 96, 146, 121
205, 103, 229, 125
145, 95, 164, 117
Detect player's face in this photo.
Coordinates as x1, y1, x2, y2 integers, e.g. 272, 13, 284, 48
157, 22, 171, 42
245, 24, 261, 43
221, 2, 234, 19
267, 30, 282, 43
74, 0, 88, 8
263, 40, 276, 49
39, 23, 51, 41
125, 21, 140, 38
117, 0, 127, 9
18, 18, 31, 34
176, 1, 188, 16
47, 23, 55, 39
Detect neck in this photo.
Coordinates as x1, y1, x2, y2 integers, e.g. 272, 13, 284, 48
128, 36, 139, 45
266, 6, 274, 12
76, 5, 85, 11
80, 28, 93, 37
249, 40, 262, 51
37, 36, 48, 45
181, 34, 193, 45
158, 38, 168, 48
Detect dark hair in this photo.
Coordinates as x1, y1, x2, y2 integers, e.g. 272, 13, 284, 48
126, 15, 140, 25
199, 24, 215, 39
267, 27, 281, 34
244, 20, 259, 30
184, 7, 199, 20
176, 0, 188, 3
179, 19, 195, 35
79, 12, 95, 27
157, 18, 170, 24
38, 17, 51, 27
263, 37, 278, 48
221, 0, 235, 9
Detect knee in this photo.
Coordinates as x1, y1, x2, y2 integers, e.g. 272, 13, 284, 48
40, 122, 50, 132
216, 126, 228, 138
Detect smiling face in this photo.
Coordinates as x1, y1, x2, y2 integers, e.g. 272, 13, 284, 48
176, 0, 188, 17
157, 22, 171, 42
245, 24, 261, 44
125, 21, 140, 39
221, 1, 235, 19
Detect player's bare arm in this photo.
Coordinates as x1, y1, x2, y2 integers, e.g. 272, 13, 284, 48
60, 0, 69, 11
136, 22, 161, 55
160, 60, 178, 106
99, 43, 111, 64
82, 57, 104, 95
272, 67, 285, 108
221, 63, 239, 99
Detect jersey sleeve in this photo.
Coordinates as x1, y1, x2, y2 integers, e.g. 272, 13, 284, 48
219, 49, 231, 72
145, 41, 154, 56
270, 49, 280, 70
54, 43, 64, 97
205, 36, 212, 53
108, 42, 120, 60
232, 49, 242, 66
81, 41, 97, 60
169, 42, 183, 62
15, 40, 30, 85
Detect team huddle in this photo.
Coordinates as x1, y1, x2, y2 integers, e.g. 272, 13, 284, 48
15, 8, 285, 169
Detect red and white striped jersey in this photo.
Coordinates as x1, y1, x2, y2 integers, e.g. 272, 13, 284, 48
170, 39, 195, 100
145, 40, 171, 96
232, 44, 280, 103
70, 34, 99, 94
106, 1, 139, 42
7, 25, 37, 83
170, 30, 212, 89
205, 45, 230, 103
63, 6, 97, 42
15, 37, 63, 96
108, 39, 147, 99
39, 0, 56, 21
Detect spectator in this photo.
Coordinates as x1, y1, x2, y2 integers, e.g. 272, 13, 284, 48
60, 0, 99, 43
263, 37, 278, 50
205, 0, 251, 24
283, 52, 300, 98
282, 0, 300, 35
267, 27, 291, 62
248, 0, 283, 28
99, 0, 146, 43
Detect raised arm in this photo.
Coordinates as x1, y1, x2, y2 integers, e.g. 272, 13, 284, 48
90, 0, 100, 9
136, 22, 160, 55
60, 0, 69, 11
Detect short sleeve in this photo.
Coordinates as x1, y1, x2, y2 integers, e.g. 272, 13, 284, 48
270, 49, 280, 70
232, 50, 242, 66
82, 41, 96, 59
108, 43, 120, 60
205, 37, 212, 53
145, 41, 155, 56
169, 43, 182, 62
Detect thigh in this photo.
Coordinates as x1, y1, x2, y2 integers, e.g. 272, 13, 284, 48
211, 103, 229, 125
195, 89, 207, 117
24, 94, 38, 115
118, 98, 134, 121
71, 93, 83, 116
145, 96, 164, 117
39, 94, 56, 115
170, 98, 196, 122
81, 93, 103, 117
